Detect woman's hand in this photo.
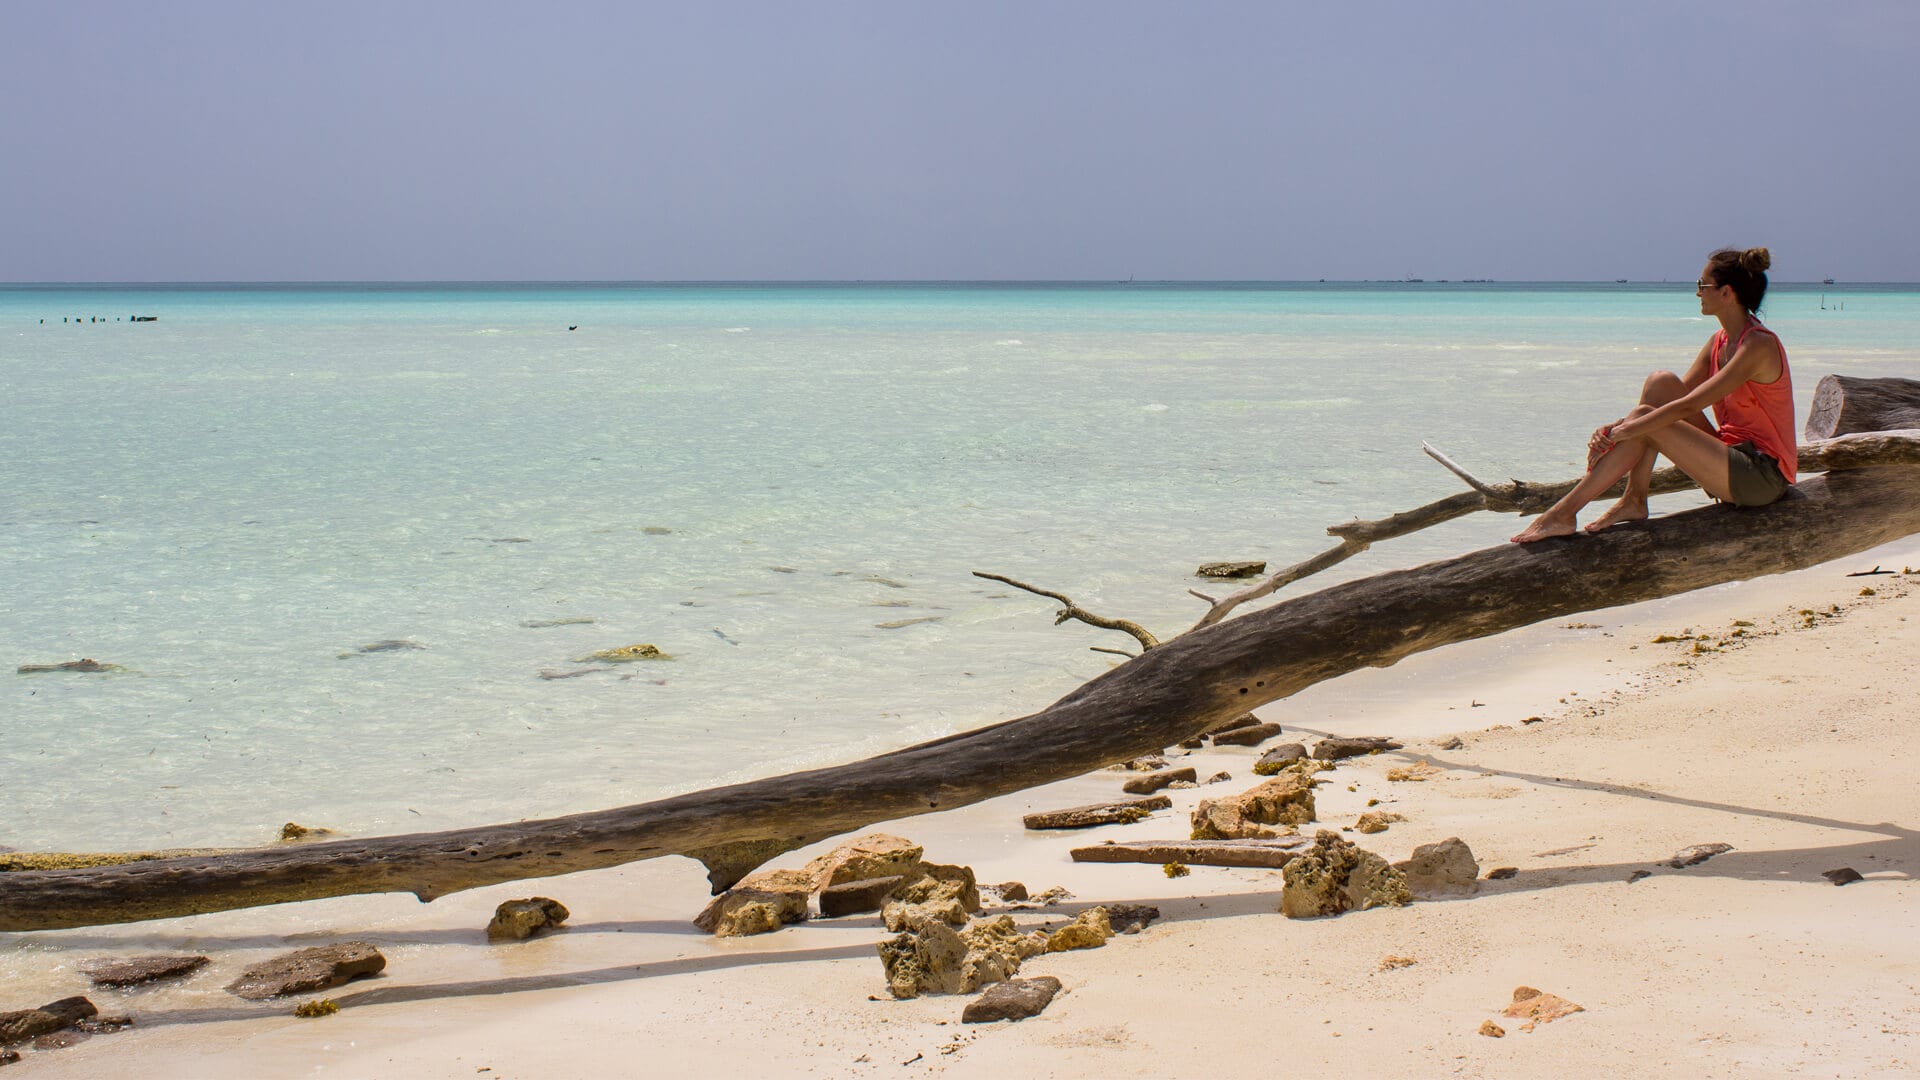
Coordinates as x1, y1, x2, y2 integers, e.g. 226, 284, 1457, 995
1587, 423, 1618, 470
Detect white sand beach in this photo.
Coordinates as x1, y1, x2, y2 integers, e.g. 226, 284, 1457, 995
5, 536, 1918, 1079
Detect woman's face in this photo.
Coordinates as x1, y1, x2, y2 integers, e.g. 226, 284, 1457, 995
1696, 263, 1733, 316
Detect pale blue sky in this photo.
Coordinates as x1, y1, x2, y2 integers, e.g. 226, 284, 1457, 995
4, 1, 1916, 281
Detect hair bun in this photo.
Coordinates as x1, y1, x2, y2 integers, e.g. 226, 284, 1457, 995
1740, 247, 1772, 273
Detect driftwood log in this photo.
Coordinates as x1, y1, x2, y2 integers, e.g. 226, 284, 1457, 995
1807, 375, 1920, 440
3, 395, 1917, 933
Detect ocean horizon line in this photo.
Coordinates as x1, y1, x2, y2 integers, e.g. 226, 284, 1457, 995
1, 278, 1906, 290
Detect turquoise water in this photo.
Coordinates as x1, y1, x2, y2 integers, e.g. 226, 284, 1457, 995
5, 282, 1917, 850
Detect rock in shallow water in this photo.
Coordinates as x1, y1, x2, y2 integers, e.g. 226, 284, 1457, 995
1197, 560, 1266, 578
15, 658, 124, 674
573, 643, 669, 663
224, 943, 386, 1001
78, 955, 208, 988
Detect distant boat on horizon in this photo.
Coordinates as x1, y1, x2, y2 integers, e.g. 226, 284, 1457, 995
1823, 276, 1836, 285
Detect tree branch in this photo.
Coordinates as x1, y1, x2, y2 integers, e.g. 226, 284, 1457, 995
971, 571, 1161, 650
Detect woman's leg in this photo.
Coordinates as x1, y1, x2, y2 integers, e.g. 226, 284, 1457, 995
1511, 372, 1719, 543
1586, 372, 1715, 532
1510, 433, 1655, 542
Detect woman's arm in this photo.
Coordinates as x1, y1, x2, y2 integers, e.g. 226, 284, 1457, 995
1610, 333, 1779, 442
1587, 339, 1718, 466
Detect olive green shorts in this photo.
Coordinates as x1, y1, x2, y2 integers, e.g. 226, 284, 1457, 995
1725, 441, 1789, 507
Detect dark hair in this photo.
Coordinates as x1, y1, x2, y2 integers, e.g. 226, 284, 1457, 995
1705, 247, 1771, 313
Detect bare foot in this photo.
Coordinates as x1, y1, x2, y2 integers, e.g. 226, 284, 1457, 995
1583, 499, 1649, 533
1511, 515, 1578, 543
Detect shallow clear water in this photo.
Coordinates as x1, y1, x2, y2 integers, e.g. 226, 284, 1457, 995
4, 281, 1916, 850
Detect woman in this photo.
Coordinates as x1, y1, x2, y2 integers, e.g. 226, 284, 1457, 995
1511, 248, 1795, 543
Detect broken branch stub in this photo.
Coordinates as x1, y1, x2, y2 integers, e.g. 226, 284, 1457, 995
971, 571, 1160, 651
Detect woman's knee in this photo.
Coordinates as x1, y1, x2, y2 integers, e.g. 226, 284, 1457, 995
1641, 371, 1687, 402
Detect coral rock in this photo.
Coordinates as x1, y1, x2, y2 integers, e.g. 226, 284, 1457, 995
225, 943, 386, 1001
694, 885, 808, 937
1354, 811, 1404, 834
1252, 743, 1309, 775
1279, 831, 1412, 918
78, 955, 209, 988
993, 881, 1029, 902
803, 834, 926, 891
1668, 842, 1733, 869
1104, 903, 1161, 934
1197, 561, 1266, 578
878, 915, 1048, 999
1190, 772, 1316, 840
1045, 907, 1114, 952
574, 643, 669, 662
962, 976, 1063, 1023
883, 896, 970, 932
1122, 767, 1196, 795
1207, 713, 1262, 735
1311, 736, 1403, 760
0, 997, 96, 1046
1478, 1020, 1506, 1038
1211, 722, 1283, 748
486, 897, 571, 941
1393, 838, 1481, 898
278, 821, 340, 842
1023, 797, 1171, 830
1502, 986, 1584, 1024
820, 875, 907, 917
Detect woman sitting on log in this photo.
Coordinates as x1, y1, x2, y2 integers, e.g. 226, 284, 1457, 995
1512, 247, 1795, 543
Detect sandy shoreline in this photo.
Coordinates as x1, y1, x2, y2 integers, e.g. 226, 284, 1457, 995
5, 536, 1918, 1078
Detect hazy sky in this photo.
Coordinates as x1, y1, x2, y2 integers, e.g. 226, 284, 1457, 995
5, 1, 1916, 282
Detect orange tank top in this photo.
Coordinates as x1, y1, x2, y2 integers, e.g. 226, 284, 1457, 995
1708, 321, 1797, 483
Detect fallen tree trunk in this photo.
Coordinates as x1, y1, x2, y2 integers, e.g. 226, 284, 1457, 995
7, 445, 1920, 931
1807, 375, 1920, 440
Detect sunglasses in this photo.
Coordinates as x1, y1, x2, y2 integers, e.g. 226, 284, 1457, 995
1695, 279, 1723, 291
